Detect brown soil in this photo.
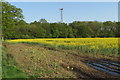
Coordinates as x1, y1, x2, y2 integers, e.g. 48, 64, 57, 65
4, 43, 120, 79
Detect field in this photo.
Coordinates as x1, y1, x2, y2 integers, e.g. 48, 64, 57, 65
2, 38, 120, 79
6, 38, 119, 55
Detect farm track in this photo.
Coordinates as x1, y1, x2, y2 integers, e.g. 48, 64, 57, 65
4, 43, 120, 79
58, 47, 120, 78
85, 61, 120, 77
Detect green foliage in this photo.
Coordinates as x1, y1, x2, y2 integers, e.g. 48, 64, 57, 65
2, 47, 28, 78
2, 2, 119, 39
2, 2, 24, 39
39, 18, 48, 23
2, 66, 28, 78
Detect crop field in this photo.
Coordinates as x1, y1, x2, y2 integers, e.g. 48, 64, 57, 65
7, 38, 119, 55
2, 38, 120, 79
2, 1, 120, 79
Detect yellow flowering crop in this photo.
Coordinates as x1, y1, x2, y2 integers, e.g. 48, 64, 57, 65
6, 38, 119, 54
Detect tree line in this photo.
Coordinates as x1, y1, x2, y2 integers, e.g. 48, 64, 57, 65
2, 2, 120, 39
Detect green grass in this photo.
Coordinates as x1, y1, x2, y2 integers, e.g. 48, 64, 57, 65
2, 47, 28, 78
2, 66, 28, 78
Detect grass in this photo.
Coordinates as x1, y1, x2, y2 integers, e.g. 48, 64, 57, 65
2, 46, 28, 78
2, 38, 120, 78
2, 43, 77, 78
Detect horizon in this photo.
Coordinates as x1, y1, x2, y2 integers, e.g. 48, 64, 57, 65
10, 2, 118, 23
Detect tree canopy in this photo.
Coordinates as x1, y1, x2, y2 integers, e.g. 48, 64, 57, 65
2, 2, 24, 39
2, 2, 120, 39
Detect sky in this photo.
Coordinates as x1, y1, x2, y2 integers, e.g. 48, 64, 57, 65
7, 0, 120, 2
10, 2, 118, 23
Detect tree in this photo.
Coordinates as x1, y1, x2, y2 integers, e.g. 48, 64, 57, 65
2, 2, 24, 39
39, 18, 48, 23
100, 21, 116, 37
51, 23, 60, 38
2, 2, 118, 39
88, 21, 103, 37
69, 21, 91, 38
115, 22, 120, 37
67, 27, 75, 38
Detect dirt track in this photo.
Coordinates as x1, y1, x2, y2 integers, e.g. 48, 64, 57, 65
4, 43, 120, 79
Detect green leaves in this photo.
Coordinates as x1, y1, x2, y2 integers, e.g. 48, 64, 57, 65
2, 2, 24, 39
2, 2, 119, 39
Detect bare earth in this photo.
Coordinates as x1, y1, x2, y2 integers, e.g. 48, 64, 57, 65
4, 43, 120, 79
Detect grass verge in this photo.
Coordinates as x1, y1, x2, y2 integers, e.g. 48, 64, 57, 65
2, 46, 28, 78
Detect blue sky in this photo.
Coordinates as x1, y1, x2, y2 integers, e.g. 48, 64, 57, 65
10, 2, 118, 23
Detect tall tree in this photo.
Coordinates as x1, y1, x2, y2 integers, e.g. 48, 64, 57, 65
2, 2, 24, 39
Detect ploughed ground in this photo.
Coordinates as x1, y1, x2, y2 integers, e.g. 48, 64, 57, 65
3, 43, 120, 79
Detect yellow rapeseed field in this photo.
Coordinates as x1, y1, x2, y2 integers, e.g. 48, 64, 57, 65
6, 38, 119, 54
